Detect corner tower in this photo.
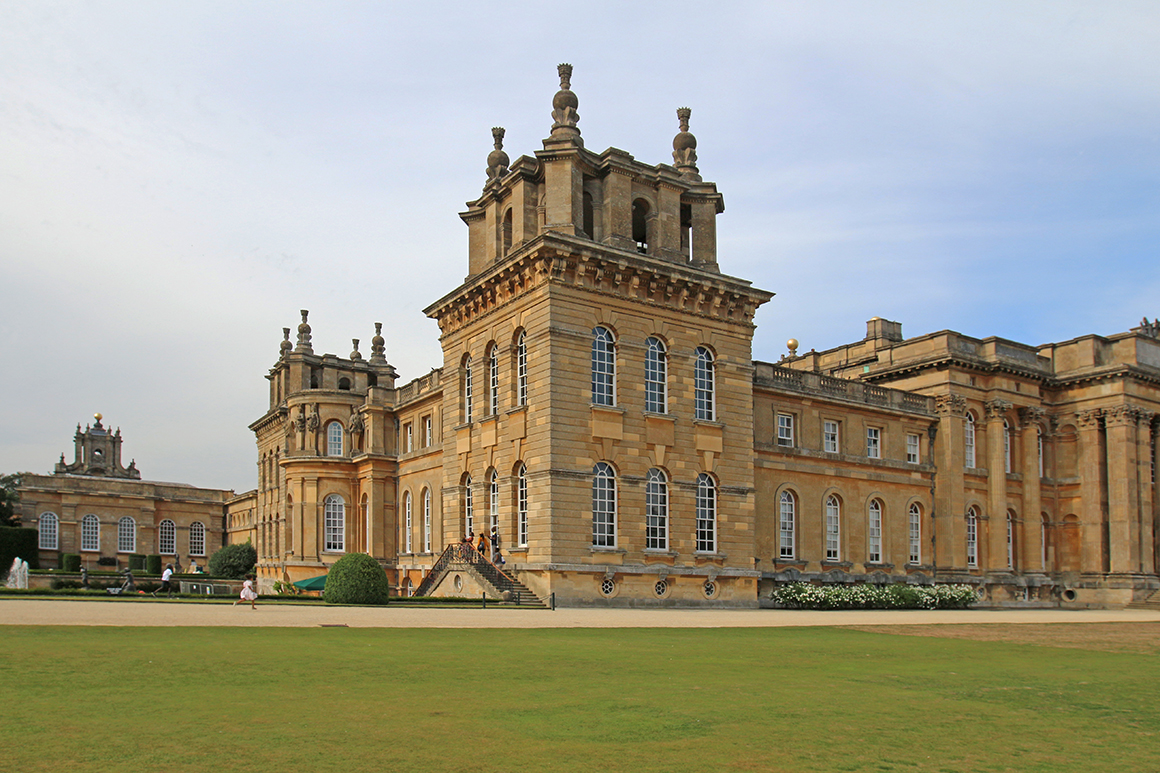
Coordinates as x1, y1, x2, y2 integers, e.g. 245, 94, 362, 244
425, 65, 774, 606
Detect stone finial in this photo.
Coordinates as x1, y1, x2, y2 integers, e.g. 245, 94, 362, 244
787, 338, 799, 356
280, 327, 293, 358
370, 322, 387, 364
549, 63, 581, 142
295, 310, 313, 353
486, 127, 510, 183
1132, 316, 1160, 338
672, 107, 701, 182
350, 339, 363, 361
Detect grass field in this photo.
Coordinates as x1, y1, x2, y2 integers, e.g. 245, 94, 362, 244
3, 624, 1158, 772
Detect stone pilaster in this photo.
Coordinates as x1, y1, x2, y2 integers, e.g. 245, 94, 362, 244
934, 395, 967, 569
1019, 406, 1046, 571
1105, 405, 1140, 573
1077, 408, 1105, 574
985, 399, 1012, 571
1137, 410, 1156, 573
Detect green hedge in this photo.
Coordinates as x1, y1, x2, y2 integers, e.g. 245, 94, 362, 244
771, 582, 978, 610
61, 553, 81, 572
146, 555, 162, 575
128, 554, 146, 572
323, 553, 390, 605
0, 527, 39, 573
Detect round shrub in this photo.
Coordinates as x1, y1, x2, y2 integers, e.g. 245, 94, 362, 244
208, 542, 257, 579
323, 553, 390, 605
61, 553, 81, 572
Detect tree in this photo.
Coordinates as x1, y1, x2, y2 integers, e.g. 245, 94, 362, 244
0, 473, 22, 527
208, 542, 257, 579
323, 553, 390, 605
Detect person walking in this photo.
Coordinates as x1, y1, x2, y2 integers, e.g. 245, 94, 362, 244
152, 564, 175, 598
234, 574, 258, 609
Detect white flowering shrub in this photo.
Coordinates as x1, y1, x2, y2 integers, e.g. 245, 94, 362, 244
771, 582, 976, 610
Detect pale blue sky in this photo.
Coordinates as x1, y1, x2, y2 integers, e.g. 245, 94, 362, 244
2, 1, 1157, 491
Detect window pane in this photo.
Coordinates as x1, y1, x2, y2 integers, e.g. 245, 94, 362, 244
39, 513, 58, 550
324, 495, 345, 552
158, 520, 176, 555
592, 463, 616, 547
190, 522, 206, 556
694, 347, 714, 421
591, 328, 615, 406
645, 469, 668, 551
645, 337, 667, 413
779, 491, 795, 558
695, 474, 716, 553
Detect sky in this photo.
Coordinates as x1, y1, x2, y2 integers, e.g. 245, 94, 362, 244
2, 1, 1157, 492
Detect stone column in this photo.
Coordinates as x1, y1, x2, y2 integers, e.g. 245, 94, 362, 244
1019, 407, 1046, 572
1105, 405, 1140, 573
933, 395, 967, 569
1077, 409, 1106, 574
1138, 411, 1156, 574
985, 400, 1012, 571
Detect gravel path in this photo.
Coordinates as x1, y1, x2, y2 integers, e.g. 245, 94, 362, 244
3, 598, 1159, 628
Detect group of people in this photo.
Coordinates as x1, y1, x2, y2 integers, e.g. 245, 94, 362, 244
462, 527, 506, 566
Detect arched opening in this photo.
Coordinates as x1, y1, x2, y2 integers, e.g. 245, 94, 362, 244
338, 377, 351, 391
680, 202, 692, 261
631, 199, 650, 254
502, 208, 513, 256
582, 191, 594, 240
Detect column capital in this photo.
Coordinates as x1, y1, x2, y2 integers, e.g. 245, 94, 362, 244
935, 394, 967, 417
1104, 404, 1140, 427
1018, 405, 1046, 429
1077, 408, 1103, 429
984, 399, 1013, 421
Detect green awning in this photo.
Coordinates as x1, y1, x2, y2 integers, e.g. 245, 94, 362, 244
292, 575, 327, 591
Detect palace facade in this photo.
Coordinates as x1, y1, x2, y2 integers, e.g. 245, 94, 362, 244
222, 65, 1160, 608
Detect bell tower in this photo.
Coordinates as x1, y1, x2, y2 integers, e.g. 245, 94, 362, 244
424, 65, 773, 606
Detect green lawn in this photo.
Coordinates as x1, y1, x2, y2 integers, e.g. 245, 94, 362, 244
3, 626, 1157, 772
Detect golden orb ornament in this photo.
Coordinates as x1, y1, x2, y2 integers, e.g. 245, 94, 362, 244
787, 339, 799, 355
94, 412, 103, 422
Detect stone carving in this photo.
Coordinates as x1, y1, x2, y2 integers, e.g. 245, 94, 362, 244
1104, 405, 1139, 427
672, 107, 700, 181
370, 322, 387, 364
550, 63, 580, 140
349, 407, 365, 435
280, 327, 292, 358
1077, 408, 1103, 429
486, 127, 509, 182
294, 406, 307, 433
306, 406, 320, 433
984, 399, 1013, 420
350, 339, 362, 361
295, 310, 313, 354
1018, 405, 1046, 429
1133, 317, 1160, 338
934, 395, 967, 416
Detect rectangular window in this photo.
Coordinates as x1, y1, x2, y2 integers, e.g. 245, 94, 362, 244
423, 415, 433, 447
404, 423, 413, 453
777, 414, 794, 447
906, 433, 920, 464
823, 420, 839, 454
866, 427, 881, 459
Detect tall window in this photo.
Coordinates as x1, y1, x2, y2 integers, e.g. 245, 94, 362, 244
158, 519, 176, 555
502, 208, 513, 255
1004, 419, 1012, 473
966, 507, 979, 567
694, 346, 715, 421
1040, 513, 1049, 569
517, 464, 528, 547
424, 416, 433, 447
38, 513, 59, 550
779, 491, 796, 559
190, 521, 206, 557
825, 496, 841, 561
644, 337, 667, 413
1006, 511, 1016, 569
824, 420, 839, 454
908, 504, 922, 565
592, 462, 616, 547
463, 476, 474, 539
117, 516, 136, 553
907, 433, 920, 464
487, 344, 499, 416
591, 327, 616, 406
81, 514, 100, 552
327, 421, 344, 457
463, 356, 474, 423
965, 413, 976, 468
868, 500, 883, 563
324, 495, 345, 552
423, 489, 432, 552
1037, 427, 1044, 478
488, 469, 499, 534
403, 492, 413, 553
695, 474, 716, 553
777, 414, 794, 446
405, 423, 413, 453
866, 427, 881, 459
516, 331, 528, 406
645, 469, 669, 551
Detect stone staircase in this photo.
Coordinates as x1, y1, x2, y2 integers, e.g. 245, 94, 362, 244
1126, 590, 1160, 610
415, 542, 547, 608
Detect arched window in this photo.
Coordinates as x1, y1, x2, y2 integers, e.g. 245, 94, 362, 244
825, 496, 841, 561
1004, 419, 1012, 473
966, 507, 979, 567
502, 208, 513, 256
517, 463, 528, 547
463, 475, 474, 539
591, 327, 616, 406
463, 355, 474, 423
324, 495, 345, 552
516, 331, 528, 407
189, 521, 206, 557
908, 504, 922, 565
695, 474, 717, 553
422, 488, 432, 552
694, 347, 715, 421
645, 337, 667, 414
1007, 510, 1016, 569
632, 199, 650, 253
645, 468, 669, 551
592, 462, 616, 547
779, 491, 796, 559
327, 421, 344, 457
38, 513, 59, 550
403, 492, 413, 554
868, 500, 883, 563
487, 344, 499, 416
158, 519, 176, 555
81, 514, 100, 552
488, 469, 499, 534
117, 516, 136, 553
965, 413, 976, 468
